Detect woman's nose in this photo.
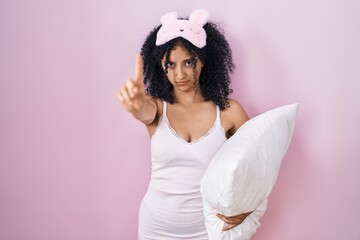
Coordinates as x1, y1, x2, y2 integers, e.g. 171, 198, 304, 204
175, 66, 185, 80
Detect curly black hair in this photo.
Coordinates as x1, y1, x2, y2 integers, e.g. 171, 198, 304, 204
140, 21, 234, 110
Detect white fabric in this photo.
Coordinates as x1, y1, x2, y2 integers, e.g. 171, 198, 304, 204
200, 103, 299, 240
138, 101, 227, 239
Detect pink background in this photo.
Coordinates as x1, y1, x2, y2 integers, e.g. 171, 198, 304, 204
1, 1, 359, 239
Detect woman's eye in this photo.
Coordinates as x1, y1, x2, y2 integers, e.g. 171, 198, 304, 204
165, 62, 174, 68
185, 60, 194, 66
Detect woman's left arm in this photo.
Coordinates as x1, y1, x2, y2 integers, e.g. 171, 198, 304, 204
218, 98, 252, 230
221, 98, 249, 138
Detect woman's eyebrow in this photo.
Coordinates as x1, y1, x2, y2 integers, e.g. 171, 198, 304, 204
166, 57, 193, 64
183, 58, 193, 62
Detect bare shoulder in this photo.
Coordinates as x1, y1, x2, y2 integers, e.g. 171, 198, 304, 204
223, 98, 248, 115
153, 97, 163, 118
221, 98, 249, 137
146, 97, 163, 136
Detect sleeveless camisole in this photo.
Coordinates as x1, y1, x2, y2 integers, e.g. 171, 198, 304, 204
138, 101, 227, 239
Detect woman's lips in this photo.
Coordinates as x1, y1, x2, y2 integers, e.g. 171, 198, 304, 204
175, 81, 189, 86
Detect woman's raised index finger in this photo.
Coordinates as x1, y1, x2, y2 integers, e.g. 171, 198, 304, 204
135, 54, 144, 81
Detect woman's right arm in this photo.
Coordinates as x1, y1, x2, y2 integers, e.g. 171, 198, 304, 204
117, 54, 158, 126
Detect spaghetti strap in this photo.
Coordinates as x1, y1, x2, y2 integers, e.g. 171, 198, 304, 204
162, 101, 167, 116
215, 105, 221, 124
216, 105, 226, 136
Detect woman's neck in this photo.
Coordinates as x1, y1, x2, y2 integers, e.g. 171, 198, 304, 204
172, 89, 204, 105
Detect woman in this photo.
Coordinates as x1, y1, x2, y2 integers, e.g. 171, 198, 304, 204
118, 9, 252, 239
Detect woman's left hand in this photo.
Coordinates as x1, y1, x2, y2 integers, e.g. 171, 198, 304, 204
216, 211, 253, 231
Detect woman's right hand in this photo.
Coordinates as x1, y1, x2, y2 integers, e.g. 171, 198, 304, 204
117, 54, 147, 113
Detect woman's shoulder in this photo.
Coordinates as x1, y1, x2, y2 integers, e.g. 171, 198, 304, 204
224, 98, 244, 110
222, 98, 248, 117
145, 97, 164, 137
221, 98, 249, 136
153, 97, 163, 117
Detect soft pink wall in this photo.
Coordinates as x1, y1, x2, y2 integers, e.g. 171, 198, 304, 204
0, 1, 359, 239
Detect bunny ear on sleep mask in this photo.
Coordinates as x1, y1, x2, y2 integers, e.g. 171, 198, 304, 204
155, 9, 209, 48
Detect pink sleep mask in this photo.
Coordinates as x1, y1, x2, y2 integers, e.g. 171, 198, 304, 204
156, 9, 209, 48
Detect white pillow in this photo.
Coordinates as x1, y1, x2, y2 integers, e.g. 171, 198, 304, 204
200, 103, 299, 240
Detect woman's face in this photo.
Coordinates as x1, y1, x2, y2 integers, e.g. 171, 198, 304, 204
161, 43, 203, 92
